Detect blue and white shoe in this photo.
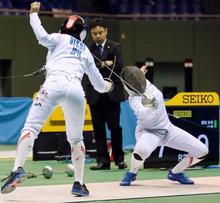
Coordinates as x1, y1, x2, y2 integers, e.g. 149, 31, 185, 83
167, 170, 194, 184
1, 167, 26, 194
120, 172, 137, 186
71, 181, 89, 196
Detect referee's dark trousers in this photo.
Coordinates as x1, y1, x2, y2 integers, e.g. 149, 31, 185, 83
89, 94, 124, 166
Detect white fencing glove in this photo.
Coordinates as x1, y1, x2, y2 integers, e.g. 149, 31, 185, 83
141, 91, 157, 107
30, 1, 41, 13
104, 78, 114, 93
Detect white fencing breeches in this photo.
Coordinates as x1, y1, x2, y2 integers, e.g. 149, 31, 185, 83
22, 74, 85, 144
164, 124, 208, 158
134, 124, 208, 160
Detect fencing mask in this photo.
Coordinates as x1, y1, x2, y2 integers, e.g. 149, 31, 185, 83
120, 65, 146, 96
60, 15, 87, 41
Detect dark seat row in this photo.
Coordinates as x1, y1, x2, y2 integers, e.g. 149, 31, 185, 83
0, 0, 203, 15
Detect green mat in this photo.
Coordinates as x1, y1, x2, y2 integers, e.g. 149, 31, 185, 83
0, 147, 219, 203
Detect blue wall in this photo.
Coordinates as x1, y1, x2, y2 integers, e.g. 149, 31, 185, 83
0, 98, 32, 144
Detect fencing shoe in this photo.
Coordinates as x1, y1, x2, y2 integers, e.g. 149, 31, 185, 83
167, 170, 194, 184
120, 172, 137, 186
71, 181, 89, 196
1, 167, 26, 194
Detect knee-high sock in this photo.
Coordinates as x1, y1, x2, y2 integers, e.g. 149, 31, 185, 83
130, 152, 145, 174
71, 140, 85, 185
172, 156, 203, 174
13, 130, 35, 172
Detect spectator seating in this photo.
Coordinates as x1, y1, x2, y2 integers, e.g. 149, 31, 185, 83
0, 0, 204, 16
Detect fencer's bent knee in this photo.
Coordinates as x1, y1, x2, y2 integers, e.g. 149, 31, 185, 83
198, 145, 209, 159
133, 153, 143, 161
134, 146, 153, 160
133, 150, 148, 161
192, 144, 209, 159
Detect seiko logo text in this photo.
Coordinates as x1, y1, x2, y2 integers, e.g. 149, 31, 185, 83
183, 95, 214, 104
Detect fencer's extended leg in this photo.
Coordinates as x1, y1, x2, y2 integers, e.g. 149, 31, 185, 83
167, 155, 208, 184
166, 124, 209, 184
172, 154, 208, 174
61, 83, 89, 196
1, 87, 60, 194
14, 85, 59, 172
1, 130, 36, 194
71, 140, 89, 196
71, 140, 85, 185
13, 87, 55, 172
13, 130, 36, 171
61, 86, 86, 185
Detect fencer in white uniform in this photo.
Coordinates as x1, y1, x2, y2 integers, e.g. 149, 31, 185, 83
120, 65, 208, 186
1, 2, 113, 196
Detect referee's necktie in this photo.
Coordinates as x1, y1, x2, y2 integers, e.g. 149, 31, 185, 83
98, 45, 103, 56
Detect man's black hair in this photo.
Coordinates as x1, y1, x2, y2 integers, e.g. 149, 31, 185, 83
90, 18, 107, 30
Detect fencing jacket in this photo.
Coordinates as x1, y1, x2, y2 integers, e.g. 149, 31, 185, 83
29, 12, 106, 93
129, 79, 171, 132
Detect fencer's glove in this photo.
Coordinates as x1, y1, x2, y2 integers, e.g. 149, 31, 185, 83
30, 1, 41, 13
101, 60, 113, 68
141, 91, 158, 107
104, 78, 114, 93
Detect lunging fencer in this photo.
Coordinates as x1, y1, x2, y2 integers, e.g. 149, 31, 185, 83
120, 65, 208, 186
1, 2, 113, 196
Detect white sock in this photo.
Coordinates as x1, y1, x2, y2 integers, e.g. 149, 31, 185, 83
13, 130, 35, 172
172, 156, 203, 174
130, 153, 144, 174
71, 140, 85, 185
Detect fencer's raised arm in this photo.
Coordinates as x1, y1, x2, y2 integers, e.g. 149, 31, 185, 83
29, 3, 60, 49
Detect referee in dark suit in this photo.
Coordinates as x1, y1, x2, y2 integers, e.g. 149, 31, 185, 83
82, 18, 127, 170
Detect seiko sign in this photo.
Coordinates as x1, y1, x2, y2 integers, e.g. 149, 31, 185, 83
165, 92, 219, 106
182, 94, 214, 104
